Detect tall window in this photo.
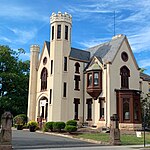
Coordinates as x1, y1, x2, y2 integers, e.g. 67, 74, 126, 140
51, 60, 53, 74
41, 68, 48, 91
57, 25, 61, 39
86, 99, 93, 121
74, 75, 80, 90
88, 73, 92, 87
123, 98, 130, 120
64, 57, 67, 71
49, 89, 52, 104
75, 62, 80, 73
120, 66, 130, 89
74, 98, 80, 120
52, 26, 54, 40
99, 98, 105, 120
63, 82, 67, 97
94, 72, 99, 86
65, 25, 68, 40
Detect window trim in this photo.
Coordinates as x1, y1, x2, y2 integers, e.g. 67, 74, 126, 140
120, 66, 130, 89
65, 25, 68, 40
75, 62, 80, 74
63, 82, 67, 97
74, 75, 80, 90
86, 99, 93, 121
51, 60, 53, 74
57, 24, 61, 39
74, 98, 80, 120
52, 26, 54, 40
64, 57, 67, 71
40, 68, 48, 91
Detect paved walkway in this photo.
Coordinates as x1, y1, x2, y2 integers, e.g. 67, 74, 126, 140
12, 128, 150, 150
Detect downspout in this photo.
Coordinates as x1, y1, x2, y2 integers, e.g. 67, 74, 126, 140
82, 63, 85, 124
105, 64, 108, 127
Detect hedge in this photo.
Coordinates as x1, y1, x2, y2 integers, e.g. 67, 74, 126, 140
53, 122, 65, 132
66, 120, 77, 126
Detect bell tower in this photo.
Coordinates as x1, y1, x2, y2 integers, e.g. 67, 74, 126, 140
49, 12, 72, 121
28, 45, 40, 121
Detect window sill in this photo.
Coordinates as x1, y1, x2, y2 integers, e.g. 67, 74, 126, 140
74, 89, 80, 91
99, 118, 105, 121
86, 119, 92, 121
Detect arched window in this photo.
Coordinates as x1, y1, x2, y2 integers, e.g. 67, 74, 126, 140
75, 62, 80, 73
120, 66, 130, 89
41, 68, 48, 91
123, 98, 130, 120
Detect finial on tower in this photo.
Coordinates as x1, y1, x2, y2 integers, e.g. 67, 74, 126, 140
50, 11, 72, 24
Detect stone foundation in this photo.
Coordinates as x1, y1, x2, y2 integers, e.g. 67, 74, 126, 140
119, 123, 142, 130
0, 145, 12, 150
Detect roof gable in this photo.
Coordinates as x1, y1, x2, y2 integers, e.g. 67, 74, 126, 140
38, 41, 50, 69
87, 35, 125, 64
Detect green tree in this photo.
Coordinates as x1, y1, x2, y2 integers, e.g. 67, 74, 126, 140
0, 45, 29, 118
141, 93, 150, 127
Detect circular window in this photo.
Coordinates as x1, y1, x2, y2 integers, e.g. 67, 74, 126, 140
43, 57, 47, 65
121, 52, 128, 62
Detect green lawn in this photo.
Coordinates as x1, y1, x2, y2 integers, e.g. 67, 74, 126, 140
75, 132, 150, 145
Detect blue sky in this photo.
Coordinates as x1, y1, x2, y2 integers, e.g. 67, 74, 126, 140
0, 0, 150, 75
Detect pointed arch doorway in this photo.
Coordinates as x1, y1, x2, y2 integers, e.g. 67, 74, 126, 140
38, 97, 48, 122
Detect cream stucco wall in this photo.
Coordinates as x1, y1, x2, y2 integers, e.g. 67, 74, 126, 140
108, 39, 140, 125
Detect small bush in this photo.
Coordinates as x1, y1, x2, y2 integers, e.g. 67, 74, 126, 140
65, 125, 77, 133
27, 121, 38, 132
66, 120, 77, 126
27, 121, 38, 127
13, 114, 26, 126
53, 122, 65, 132
44, 122, 54, 132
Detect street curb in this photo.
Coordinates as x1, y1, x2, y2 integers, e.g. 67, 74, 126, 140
36, 130, 110, 145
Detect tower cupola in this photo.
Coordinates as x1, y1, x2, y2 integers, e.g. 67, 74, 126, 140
50, 12, 72, 42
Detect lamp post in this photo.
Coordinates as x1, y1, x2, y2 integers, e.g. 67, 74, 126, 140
0, 77, 2, 97
143, 105, 146, 148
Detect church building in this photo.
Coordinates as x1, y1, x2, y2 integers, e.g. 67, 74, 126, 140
28, 12, 150, 130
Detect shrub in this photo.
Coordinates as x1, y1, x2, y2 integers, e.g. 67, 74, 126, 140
66, 120, 77, 126
65, 125, 77, 133
27, 121, 38, 128
44, 122, 54, 132
27, 121, 38, 132
53, 122, 65, 132
13, 114, 26, 126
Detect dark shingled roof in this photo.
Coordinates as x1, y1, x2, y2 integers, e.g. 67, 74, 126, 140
140, 72, 150, 82
69, 47, 90, 62
45, 41, 50, 55
87, 35, 125, 63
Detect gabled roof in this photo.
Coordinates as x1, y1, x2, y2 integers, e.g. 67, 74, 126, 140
140, 72, 150, 82
38, 41, 50, 69
87, 35, 125, 63
86, 62, 102, 72
69, 47, 90, 62
45, 41, 50, 55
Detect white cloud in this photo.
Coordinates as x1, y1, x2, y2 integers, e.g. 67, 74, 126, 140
138, 59, 150, 68
0, 3, 48, 22
77, 37, 110, 49
9, 27, 38, 44
0, 36, 12, 43
66, 0, 150, 54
